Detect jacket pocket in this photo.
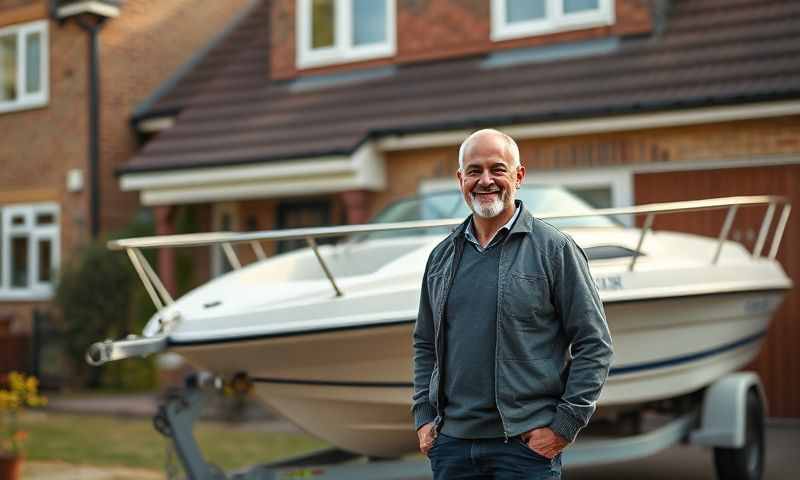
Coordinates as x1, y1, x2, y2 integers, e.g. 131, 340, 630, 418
505, 271, 552, 321
500, 358, 562, 409
502, 271, 554, 360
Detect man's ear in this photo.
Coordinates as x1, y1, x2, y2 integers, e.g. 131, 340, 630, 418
516, 165, 526, 185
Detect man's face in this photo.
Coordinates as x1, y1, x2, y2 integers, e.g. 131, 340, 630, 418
457, 133, 525, 219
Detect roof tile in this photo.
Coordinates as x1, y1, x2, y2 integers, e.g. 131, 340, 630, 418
124, 0, 800, 173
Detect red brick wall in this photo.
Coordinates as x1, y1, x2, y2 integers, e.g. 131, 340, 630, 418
98, 0, 252, 233
0, 0, 43, 26
270, 0, 653, 80
0, 0, 250, 333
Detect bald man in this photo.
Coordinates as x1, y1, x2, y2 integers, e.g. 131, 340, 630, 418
412, 129, 613, 479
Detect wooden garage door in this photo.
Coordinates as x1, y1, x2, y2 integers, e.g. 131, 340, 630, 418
634, 165, 799, 417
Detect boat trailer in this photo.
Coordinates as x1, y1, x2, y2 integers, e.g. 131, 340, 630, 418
157, 371, 766, 480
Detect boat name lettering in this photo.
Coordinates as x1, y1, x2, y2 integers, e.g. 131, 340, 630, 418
594, 275, 623, 291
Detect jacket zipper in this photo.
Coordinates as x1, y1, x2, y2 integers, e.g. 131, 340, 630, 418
496, 235, 513, 443
433, 304, 444, 433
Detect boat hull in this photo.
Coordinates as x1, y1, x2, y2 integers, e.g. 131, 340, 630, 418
173, 289, 784, 458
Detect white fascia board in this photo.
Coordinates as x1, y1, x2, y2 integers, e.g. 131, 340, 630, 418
121, 156, 354, 191
57, 1, 121, 19
377, 100, 800, 151
140, 175, 364, 206
124, 142, 387, 205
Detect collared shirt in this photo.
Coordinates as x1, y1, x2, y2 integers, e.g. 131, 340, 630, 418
464, 204, 521, 253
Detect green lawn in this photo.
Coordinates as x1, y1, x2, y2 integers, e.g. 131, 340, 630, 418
19, 411, 328, 472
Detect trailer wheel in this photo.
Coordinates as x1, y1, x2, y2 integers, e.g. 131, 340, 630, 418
713, 389, 765, 480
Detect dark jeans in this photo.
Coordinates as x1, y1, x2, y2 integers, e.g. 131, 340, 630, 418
428, 433, 562, 479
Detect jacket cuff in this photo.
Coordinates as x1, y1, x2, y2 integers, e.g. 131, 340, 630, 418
413, 403, 437, 431
550, 410, 583, 443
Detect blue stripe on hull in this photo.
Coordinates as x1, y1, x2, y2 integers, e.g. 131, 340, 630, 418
249, 330, 767, 388
609, 330, 766, 376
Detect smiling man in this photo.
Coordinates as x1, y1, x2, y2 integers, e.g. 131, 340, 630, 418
412, 129, 613, 479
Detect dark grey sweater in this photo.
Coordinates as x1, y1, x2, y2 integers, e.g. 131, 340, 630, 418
441, 240, 505, 438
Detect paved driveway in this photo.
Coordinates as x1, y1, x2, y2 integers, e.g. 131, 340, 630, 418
566, 422, 799, 480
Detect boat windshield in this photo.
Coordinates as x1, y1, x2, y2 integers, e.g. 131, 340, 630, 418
364, 186, 619, 239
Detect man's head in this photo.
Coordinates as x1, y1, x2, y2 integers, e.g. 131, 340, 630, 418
457, 129, 525, 219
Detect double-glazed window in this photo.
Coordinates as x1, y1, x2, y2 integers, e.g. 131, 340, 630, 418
0, 20, 48, 113
492, 0, 614, 41
0, 204, 59, 299
297, 0, 395, 69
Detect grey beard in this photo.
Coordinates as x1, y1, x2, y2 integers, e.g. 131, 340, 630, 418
470, 190, 506, 218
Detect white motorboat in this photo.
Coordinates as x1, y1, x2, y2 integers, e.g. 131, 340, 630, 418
87, 188, 792, 458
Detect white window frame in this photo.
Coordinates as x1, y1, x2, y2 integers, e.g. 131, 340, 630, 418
0, 20, 49, 114
522, 167, 633, 224
0, 203, 60, 300
296, 0, 396, 69
491, 0, 614, 42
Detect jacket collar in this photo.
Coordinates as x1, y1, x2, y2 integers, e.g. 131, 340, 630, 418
509, 200, 535, 236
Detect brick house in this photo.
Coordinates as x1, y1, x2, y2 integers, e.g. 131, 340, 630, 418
118, 0, 799, 416
0, 0, 251, 371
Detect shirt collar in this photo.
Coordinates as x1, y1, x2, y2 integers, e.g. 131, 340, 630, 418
464, 203, 521, 250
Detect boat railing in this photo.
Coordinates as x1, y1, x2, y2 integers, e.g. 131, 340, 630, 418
106, 195, 790, 312
86, 195, 789, 366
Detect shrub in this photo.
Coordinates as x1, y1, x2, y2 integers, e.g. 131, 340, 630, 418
55, 212, 157, 389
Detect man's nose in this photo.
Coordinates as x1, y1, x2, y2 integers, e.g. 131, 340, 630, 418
478, 170, 493, 185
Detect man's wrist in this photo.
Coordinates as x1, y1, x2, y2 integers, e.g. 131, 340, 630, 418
413, 403, 437, 431
549, 410, 583, 443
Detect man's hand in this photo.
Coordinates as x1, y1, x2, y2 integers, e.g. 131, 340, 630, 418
521, 427, 568, 459
417, 422, 437, 456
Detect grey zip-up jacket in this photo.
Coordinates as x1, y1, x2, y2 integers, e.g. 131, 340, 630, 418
412, 203, 613, 443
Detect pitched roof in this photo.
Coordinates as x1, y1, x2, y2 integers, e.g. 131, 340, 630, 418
123, 0, 800, 174
131, 0, 265, 123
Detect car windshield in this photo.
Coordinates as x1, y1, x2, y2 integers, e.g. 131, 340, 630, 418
363, 186, 620, 239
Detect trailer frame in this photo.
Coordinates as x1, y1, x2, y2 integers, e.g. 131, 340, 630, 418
155, 371, 765, 480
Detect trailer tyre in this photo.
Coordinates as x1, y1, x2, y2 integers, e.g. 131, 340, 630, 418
713, 389, 765, 480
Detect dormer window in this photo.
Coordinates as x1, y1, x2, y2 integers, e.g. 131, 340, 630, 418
0, 20, 48, 114
296, 0, 396, 69
491, 0, 614, 41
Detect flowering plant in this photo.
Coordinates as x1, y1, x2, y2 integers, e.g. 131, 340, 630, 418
0, 372, 46, 458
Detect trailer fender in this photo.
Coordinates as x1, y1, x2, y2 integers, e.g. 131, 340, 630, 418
689, 372, 766, 448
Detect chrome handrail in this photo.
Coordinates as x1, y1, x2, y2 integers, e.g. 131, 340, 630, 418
111, 195, 790, 309
107, 195, 788, 251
